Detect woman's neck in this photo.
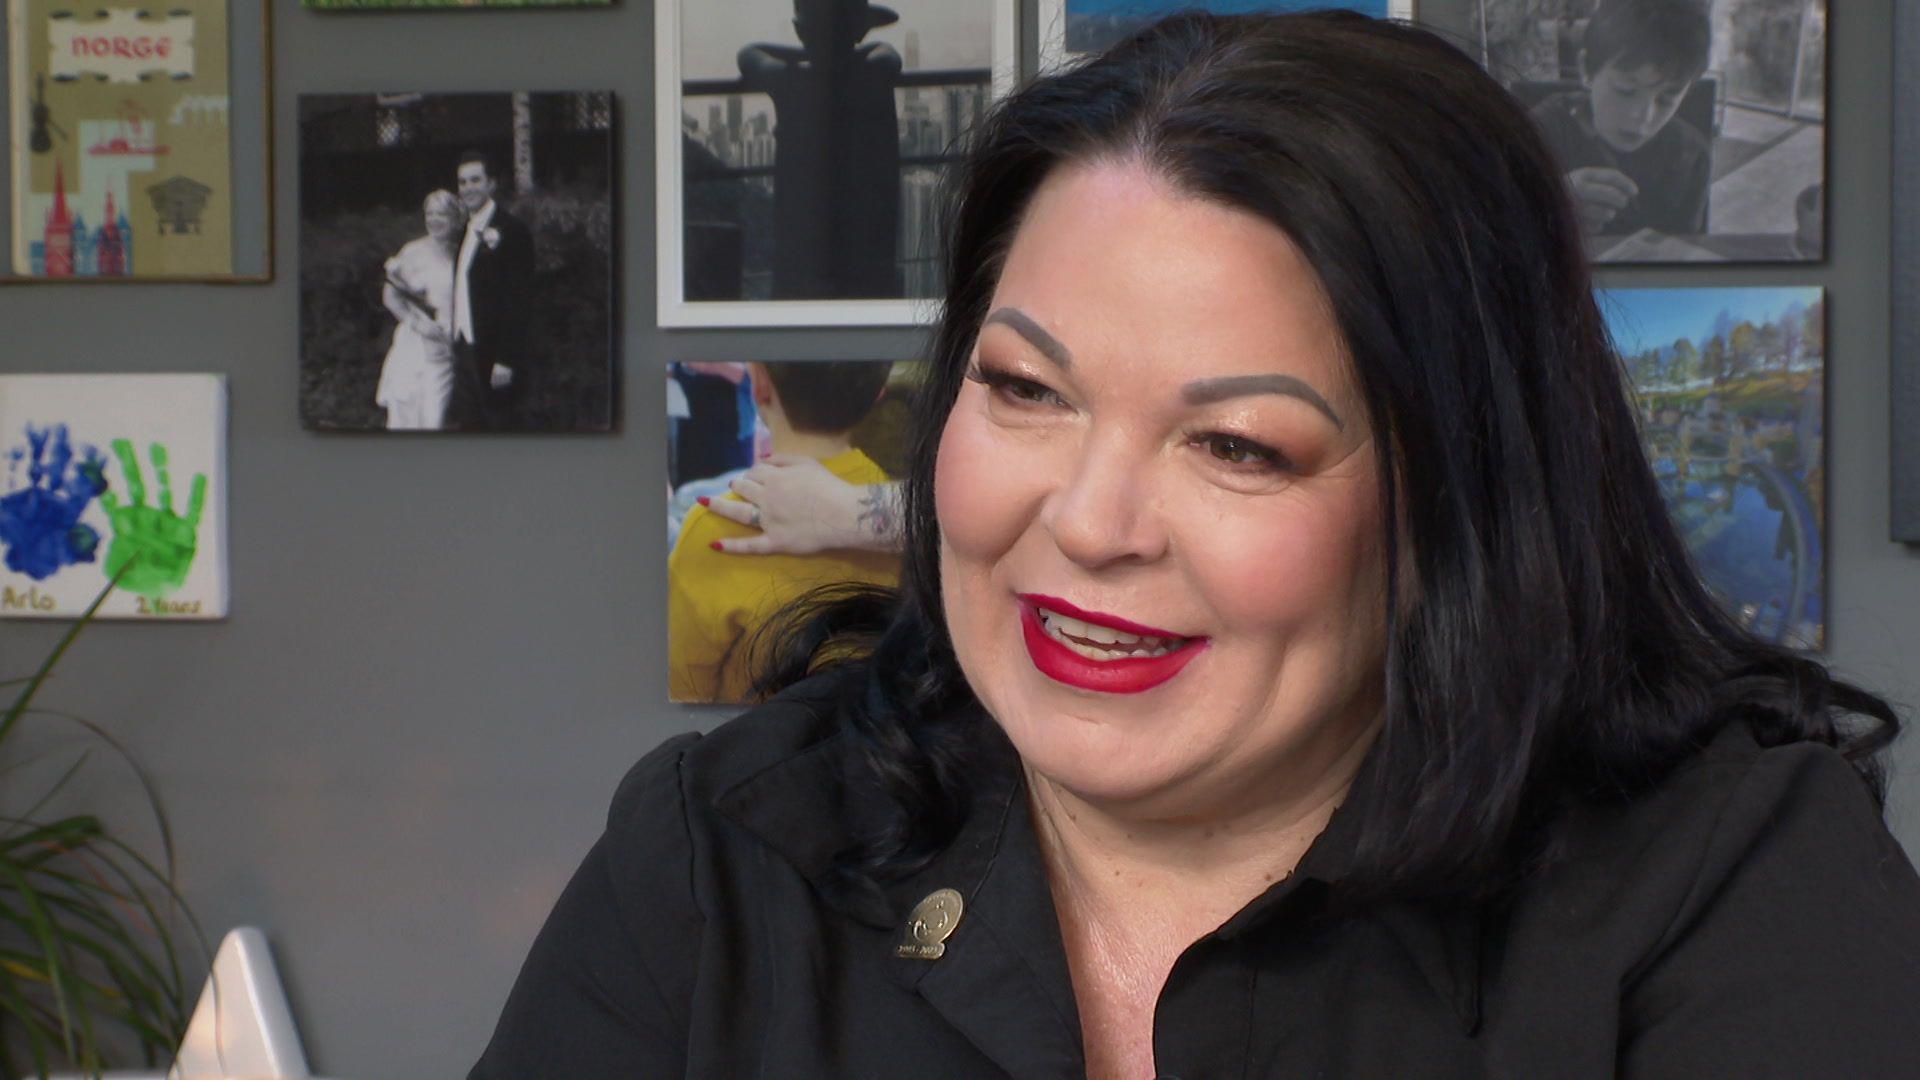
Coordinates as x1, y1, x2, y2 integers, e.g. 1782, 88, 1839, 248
1026, 721, 1378, 934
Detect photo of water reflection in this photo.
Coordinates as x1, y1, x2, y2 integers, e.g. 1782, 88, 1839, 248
1602, 287, 1825, 649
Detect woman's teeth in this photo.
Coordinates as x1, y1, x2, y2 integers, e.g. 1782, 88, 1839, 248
1038, 608, 1186, 661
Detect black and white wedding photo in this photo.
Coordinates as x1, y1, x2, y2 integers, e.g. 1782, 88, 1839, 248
656, 0, 1016, 326
1475, 0, 1825, 263
298, 91, 616, 432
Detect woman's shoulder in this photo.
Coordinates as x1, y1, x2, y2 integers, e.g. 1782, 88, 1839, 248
1530, 719, 1897, 902
607, 667, 857, 839
396, 234, 452, 267
1511, 717, 1919, 984
1554, 719, 1890, 874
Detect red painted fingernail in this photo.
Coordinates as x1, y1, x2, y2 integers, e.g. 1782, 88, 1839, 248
709, 541, 723, 551
697, 496, 710, 506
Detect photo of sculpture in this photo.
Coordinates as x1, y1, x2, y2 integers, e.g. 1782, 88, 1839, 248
665, 360, 923, 703
665, 0, 1012, 322
298, 92, 615, 432
1603, 287, 1825, 648
1476, 0, 1825, 263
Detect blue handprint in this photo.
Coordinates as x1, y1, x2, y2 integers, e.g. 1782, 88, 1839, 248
0, 424, 108, 580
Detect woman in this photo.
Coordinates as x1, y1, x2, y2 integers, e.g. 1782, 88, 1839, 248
374, 190, 462, 430
473, 12, 1920, 1078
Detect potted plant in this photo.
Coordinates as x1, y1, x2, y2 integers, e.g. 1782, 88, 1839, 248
0, 582, 199, 1077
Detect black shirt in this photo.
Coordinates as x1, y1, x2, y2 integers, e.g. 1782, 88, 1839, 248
472, 676, 1920, 1077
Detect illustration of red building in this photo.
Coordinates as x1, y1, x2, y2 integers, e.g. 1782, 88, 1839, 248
42, 162, 74, 277
96, 191, 125, 275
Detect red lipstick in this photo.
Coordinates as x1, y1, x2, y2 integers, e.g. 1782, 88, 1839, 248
1017, 595, 1208, 694
1020, 594, 1188, 639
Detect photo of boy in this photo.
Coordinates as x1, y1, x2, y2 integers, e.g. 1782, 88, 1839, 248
1476, 0, 1827, 264
666, 360, 904, 703
1528, 0, 1713, 239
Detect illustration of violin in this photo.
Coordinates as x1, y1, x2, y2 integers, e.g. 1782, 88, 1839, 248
30, 75, 67, 154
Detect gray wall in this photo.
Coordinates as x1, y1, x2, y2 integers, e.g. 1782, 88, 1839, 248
0, 1, 1913, 1076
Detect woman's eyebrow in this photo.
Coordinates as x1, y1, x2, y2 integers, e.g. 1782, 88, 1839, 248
982, 306, 1342, 430
982, 308, 1074, 370
1182, 374, 1344, 431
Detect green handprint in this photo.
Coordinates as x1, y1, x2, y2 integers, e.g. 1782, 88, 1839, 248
100, 439, 206, 599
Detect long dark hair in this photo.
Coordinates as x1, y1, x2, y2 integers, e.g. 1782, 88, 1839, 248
751, 11, 1899, 903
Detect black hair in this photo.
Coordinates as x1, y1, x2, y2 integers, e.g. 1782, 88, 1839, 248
758, 360, 893, 435
1580, 0, 1713, 85
753, 11, 1898, 905
456, 150, 496, 181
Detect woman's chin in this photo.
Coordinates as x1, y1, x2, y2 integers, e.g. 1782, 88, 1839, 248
997, 711, 1201, 806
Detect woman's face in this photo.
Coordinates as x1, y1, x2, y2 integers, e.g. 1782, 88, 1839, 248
425, 202, 460, 241
935, 161, 1391, 817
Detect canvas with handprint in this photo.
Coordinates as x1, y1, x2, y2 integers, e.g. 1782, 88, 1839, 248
0, 374, 227, 619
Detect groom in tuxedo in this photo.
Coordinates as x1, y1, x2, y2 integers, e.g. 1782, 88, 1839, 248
449, 150, 535, 429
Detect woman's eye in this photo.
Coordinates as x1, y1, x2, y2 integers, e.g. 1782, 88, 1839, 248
1001, 378, 1061, 406
966, 364, 1065, 408
1197, 433, 1289, 473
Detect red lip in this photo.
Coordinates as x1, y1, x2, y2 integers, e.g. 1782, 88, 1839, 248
1017, 593, 1188, 639
1018, 598, 1208, 695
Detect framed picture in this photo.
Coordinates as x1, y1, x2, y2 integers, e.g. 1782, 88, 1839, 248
1894, 0, 1920, 541
665, 359, 925, 702
298, 91, 616, 433
1037, 0, 1415, 73
304, 0, 604, 8
656, 0, 1017, 328
2, 0, 273, 281
0, 374, 228, 619
1600, 287, 1826, 649
1474, 0, 1827, 265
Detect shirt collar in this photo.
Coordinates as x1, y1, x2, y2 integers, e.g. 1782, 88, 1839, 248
467, 200, 497, 233
714, 694, 1483, 1051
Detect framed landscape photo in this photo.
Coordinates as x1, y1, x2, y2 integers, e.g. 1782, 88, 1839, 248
1037, 0, 1415, 73
656, 0, 1017, 328
2, 0, 273, 281
1474, 0, 1827, 265
298, 91, 615, 433
1601, 286, 1826, 649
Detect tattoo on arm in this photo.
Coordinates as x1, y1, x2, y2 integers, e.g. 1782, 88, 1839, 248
856, 483, 903, 546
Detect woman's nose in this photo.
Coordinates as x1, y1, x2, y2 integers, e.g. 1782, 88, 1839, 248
1040, 437, 1171, 569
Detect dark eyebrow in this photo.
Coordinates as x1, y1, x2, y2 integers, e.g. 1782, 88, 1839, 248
983, 306, 1342, 430
982, 308, 1073, 370
1182, 374, 1344, 431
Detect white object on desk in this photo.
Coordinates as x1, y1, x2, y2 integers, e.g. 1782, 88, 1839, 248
51, 926, 314, 1080
168, 926, 311, 1080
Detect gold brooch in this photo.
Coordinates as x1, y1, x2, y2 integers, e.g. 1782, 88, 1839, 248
895, 888, 965, 960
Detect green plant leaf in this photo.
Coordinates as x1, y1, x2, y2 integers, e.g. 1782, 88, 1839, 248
10, 707, 179, 886
0, 577, 117, 748
0, 856, 81, 1060
0, 570, 195, 1069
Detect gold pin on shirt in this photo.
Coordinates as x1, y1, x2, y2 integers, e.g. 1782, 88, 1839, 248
895, 888, 964, 960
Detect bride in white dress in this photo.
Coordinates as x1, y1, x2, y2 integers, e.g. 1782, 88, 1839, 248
375, 190, 464, 430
